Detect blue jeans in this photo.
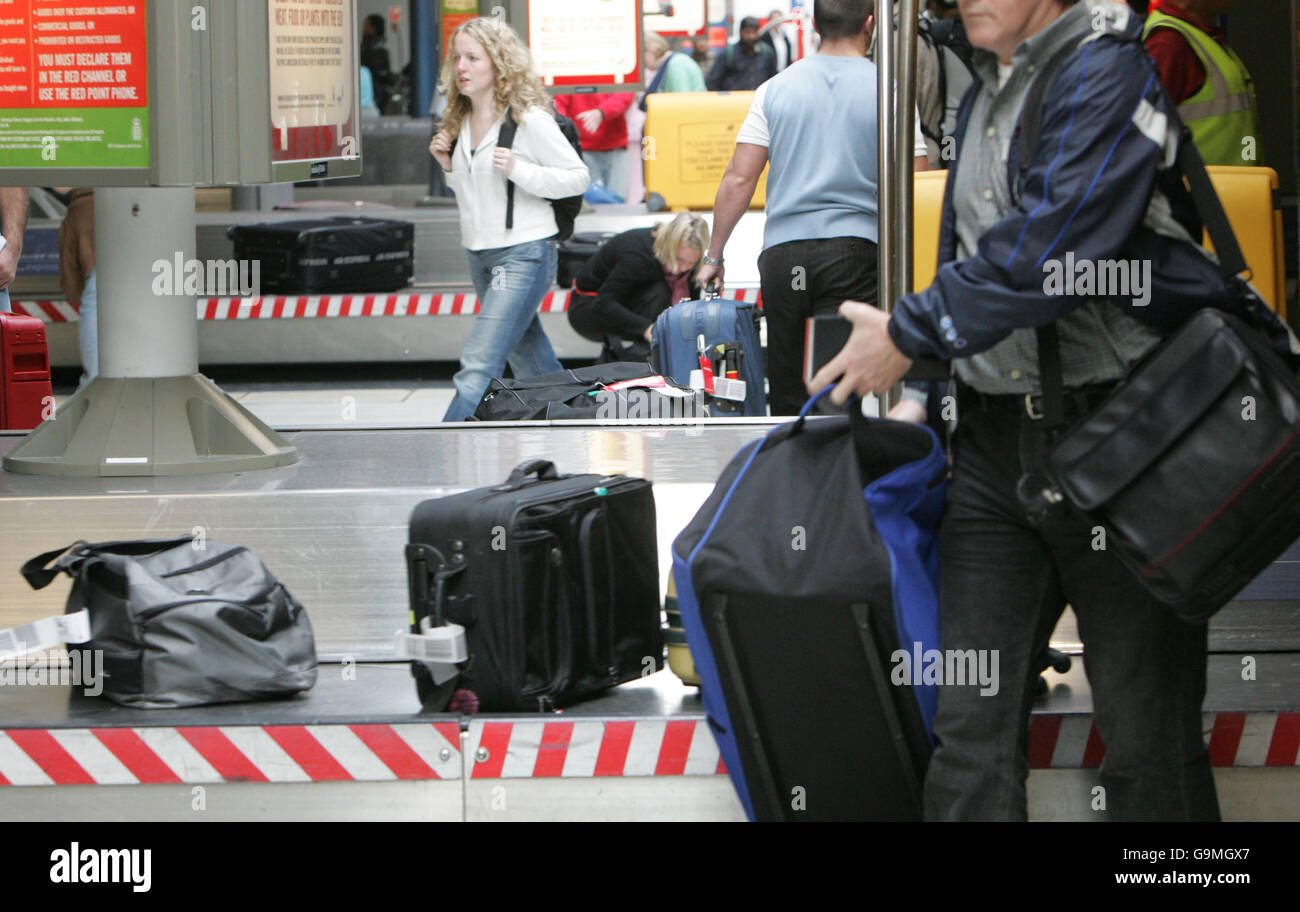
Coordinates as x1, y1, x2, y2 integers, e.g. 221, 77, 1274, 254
922, 388, 1220, 821
0, 287, 10, 313
77, 268, 98, 386
582, 148, 628, 203
443, 238, 562, 422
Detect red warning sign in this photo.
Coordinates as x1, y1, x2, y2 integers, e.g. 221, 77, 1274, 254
0, 1, 149, 109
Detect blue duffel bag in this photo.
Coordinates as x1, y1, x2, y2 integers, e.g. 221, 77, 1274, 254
672, 387, 946, 820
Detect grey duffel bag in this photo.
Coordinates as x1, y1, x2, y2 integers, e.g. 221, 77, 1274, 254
20, 536, 317, 708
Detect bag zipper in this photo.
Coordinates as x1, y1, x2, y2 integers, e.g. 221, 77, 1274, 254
157, 546, 249, 578
134, 582, 283, 622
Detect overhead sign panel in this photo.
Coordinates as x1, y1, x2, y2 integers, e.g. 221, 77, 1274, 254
267, 0, 358, 170
643, 0, 706, 37
527, 0, 640, 89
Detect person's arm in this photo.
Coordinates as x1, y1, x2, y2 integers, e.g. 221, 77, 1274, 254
697, 85, 770, 288
59, 189, 95, 303
0, 187, 28, 289
912, 104, 930, 171
596, 92, 635, 120
503, 111, 590, 199
696, 145, 766, 290
1143, 26, 1205, 106
887, 38, 1174, 362
589, 255, 663, 340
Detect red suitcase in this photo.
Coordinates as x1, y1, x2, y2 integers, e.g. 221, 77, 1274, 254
0, 313, 53, 430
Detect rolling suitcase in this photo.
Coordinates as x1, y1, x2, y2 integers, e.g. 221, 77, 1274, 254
227, 216, 414, 293
651, 290, 766, 416
0, 313, 53, 430
405, 460, 664, 713
672, 388, 947, 821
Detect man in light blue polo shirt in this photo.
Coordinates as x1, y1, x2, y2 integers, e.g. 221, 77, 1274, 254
0, 188, 28, 314
698, 0, 927, 415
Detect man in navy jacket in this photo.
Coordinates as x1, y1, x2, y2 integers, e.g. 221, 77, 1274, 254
812, 0, 1223, 820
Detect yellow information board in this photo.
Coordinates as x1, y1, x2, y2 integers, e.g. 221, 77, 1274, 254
644, 92, 767, 211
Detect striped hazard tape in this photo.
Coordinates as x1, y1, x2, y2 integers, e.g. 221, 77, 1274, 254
10, 288, 765, 324
0, 722, 463, 786
1, 712, 1293, 785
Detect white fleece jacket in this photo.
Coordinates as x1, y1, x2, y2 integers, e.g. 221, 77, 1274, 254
445, 106, 590, 251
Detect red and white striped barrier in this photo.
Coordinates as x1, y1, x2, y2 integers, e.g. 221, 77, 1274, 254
464, 719, 726, 780
0, 712, 1295, 786
1028, 711, 1300, 769
10, 288, 765, 324
0, 722, 462, 786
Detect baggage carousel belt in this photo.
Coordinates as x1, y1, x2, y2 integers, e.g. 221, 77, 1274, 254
1, 425, 1297, 666
0, 654, 1294, 729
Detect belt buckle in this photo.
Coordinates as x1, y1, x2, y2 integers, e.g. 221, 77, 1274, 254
1024, 393, 1045, 421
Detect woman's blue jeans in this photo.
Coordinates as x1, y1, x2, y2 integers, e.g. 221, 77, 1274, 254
443, 238, 561, 422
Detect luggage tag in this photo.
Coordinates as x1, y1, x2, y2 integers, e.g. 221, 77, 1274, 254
0, 609, 92, 663
395, 618, 468, 686
709, 343, 746, 402
599, 375, 695, 398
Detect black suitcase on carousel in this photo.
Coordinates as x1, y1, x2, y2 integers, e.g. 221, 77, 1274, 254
227, 216, 414, 293
557, 230, 617, 289
405, 460, 664, 712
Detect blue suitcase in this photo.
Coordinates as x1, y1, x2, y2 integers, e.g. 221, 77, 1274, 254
672, 388, 946, 821
651, 291, 766, 416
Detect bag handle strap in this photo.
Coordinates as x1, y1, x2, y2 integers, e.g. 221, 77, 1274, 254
505, 459, 560, 488
21, 536, 198, 590
21, 542, 89, 590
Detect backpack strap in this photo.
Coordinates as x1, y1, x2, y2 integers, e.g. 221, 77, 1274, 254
497, 106, 519, 231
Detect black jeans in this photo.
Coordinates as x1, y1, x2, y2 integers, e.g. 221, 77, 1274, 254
758, 237, 878, 416
923, 386, 1221, 821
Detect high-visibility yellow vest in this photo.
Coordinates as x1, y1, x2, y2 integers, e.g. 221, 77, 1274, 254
1143, 9, 1260, 166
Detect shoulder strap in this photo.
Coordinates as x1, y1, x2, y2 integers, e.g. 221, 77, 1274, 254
497, 106, 518, 231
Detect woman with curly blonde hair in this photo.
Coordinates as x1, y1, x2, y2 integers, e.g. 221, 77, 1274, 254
430, 17, 589, 421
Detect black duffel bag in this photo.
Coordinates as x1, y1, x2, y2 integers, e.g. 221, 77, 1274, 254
20, 537, 318, 708
472, 362, 705, 421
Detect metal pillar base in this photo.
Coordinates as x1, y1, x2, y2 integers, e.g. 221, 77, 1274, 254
2, 375, 297, 477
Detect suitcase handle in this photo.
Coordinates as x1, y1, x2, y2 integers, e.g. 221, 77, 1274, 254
505, 460, 560, 488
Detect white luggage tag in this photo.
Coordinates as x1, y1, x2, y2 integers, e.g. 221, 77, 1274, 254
395, 618, 468, 686
0, 610, 92, 662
